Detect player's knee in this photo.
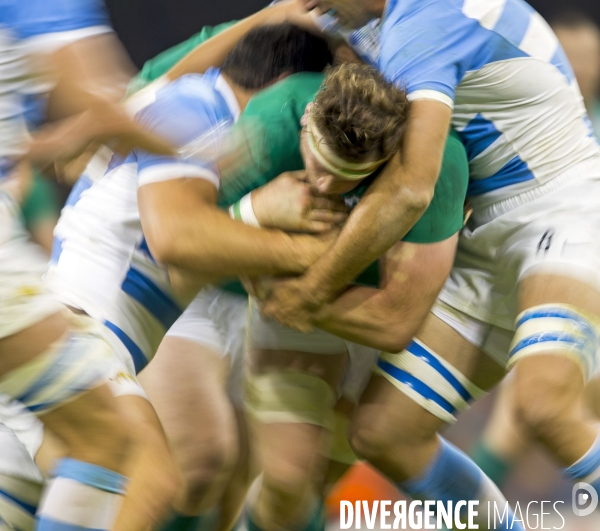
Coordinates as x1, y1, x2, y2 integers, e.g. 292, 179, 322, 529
513, 366, 577, 441
181, 429, 239, 505
262, 447, 315, 502
350, 410, 397, 464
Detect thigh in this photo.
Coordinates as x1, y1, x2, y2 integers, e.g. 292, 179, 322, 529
139, 336, 236, 461
357, 312, 505, 442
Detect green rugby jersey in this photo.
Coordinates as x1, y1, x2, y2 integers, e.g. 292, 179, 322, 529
220, 73, 468, 289
132, 34, 468, 290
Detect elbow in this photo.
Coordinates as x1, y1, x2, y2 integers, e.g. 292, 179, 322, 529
379, 334, 412, 355
146, 235, 177, 266
403, 186, 434, 216
372, 320, 414, 354
144, 224, 185, 268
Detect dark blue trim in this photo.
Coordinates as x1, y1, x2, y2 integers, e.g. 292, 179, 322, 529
377, 360, 455, 414
121, 267, 181, 330
0, 487, 37, 515
103, 321, 148, 373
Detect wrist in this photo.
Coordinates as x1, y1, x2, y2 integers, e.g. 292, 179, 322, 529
229, 192, 261, 227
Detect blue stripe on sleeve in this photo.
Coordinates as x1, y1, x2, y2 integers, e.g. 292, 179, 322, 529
13, 0, 111, 40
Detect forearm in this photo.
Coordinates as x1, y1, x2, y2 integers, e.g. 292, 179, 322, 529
301, 100, 451, 300
46, 33, 135, 120
303, 159, 431, 298
314, 285, 422, 353
148, 205, 312, 278
166, 8, 283, 81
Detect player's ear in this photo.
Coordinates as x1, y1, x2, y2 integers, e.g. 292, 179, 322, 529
300, 102, 314, 126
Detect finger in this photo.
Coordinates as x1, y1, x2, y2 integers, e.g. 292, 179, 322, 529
308, 209, 348, 224
310, 196, 349, 212
304, 220, 336, 233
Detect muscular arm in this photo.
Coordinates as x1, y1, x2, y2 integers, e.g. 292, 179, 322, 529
313, 234, 458, 353
27, 34, 173, 166
139, 178, 327, 278
302, 100, 452, 301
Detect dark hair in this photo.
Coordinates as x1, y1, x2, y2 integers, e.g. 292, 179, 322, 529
222, 23, 332, 89
311, 63, 410, 162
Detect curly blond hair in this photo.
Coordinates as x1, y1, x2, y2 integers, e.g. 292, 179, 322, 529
310, 63, 410, 163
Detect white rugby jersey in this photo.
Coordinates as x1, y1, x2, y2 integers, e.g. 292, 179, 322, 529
380, 0, 600, 205
47, 70, 240, 373
0, 0, 113, 179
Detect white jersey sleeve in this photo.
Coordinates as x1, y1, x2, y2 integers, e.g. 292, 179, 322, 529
132, 76, 234, 189
6, 0, 113, 54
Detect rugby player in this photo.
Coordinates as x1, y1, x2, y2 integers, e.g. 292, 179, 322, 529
45, 23, 332, 531
0, 0, 177, 529
267, 1, 600, 529
241, 63, 470, 531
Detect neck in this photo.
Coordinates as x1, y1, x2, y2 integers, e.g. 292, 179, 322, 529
222, 73, 256, 113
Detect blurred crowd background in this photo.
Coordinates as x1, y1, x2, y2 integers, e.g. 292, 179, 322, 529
27, 1, 600, 528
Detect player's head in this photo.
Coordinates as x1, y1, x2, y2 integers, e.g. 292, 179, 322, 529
222, 23, 332, 90
300, 63, 409, 194
303, 0, 383, 29
550, 11, 600, 109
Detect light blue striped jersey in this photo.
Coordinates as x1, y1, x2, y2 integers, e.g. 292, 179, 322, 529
46, 71, 240, 373
0, 0, 112, 179
380, 0, 600, 206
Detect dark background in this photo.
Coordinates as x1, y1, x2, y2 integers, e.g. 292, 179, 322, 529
105, 0, 600, 69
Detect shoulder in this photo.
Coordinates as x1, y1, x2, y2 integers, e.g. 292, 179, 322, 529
134, 74, 227, 148
244, 73, 323, 120
12, 0, 111, 40
439, 130, 469, 187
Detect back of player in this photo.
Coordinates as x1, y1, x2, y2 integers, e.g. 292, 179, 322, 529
381, 0, 600, 210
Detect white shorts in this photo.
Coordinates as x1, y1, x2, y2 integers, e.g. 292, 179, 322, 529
439, 162, 600, 335
0, 191, 63, 339
0, 313, 147, 468
166, 286, 248, 406
0, 468, 41, 531
0, 401, 43, 483
247, 299, 379, 404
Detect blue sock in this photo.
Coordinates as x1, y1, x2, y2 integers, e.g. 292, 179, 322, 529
399, 438, 524, 531
565, 431, 600, 507
36, 458, 127, 530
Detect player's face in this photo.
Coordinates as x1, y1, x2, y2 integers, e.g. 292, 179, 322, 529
300, 127, 362, 195
305, 0, 374, 29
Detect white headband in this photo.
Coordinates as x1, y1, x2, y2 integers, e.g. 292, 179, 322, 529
305, 116, 387, 180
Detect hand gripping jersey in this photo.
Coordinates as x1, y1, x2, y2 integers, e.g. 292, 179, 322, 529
47, 70, 240, 373
380, 0, 600, 208
0, 0, 112, 177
